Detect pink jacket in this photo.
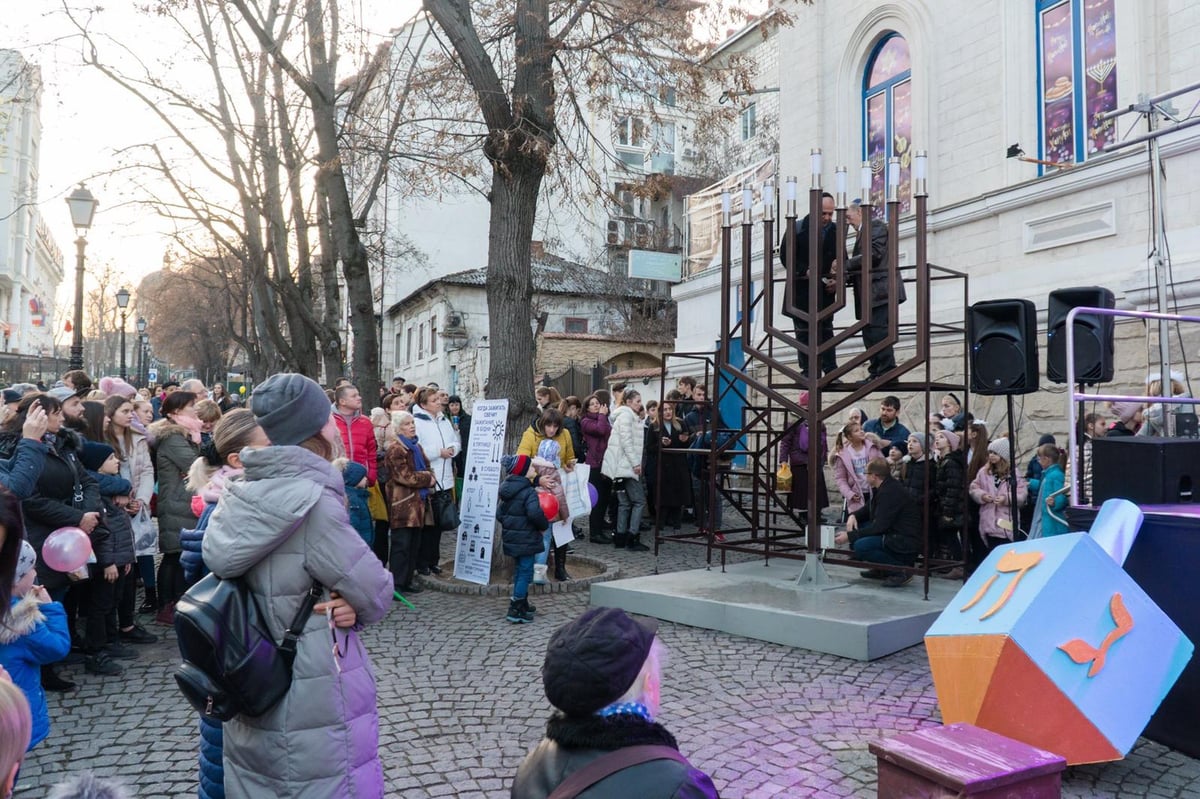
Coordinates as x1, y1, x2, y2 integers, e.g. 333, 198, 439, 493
831, 441, 882, 514
968, 466, 1028, 542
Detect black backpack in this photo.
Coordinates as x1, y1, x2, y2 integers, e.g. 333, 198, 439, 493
174, 573, 322, 721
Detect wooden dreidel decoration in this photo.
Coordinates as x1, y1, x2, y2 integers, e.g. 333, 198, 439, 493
924, 499, 1193, 765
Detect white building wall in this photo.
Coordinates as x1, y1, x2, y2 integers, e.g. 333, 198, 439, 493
0, 50, 61, 357
675, 0, 1200, 402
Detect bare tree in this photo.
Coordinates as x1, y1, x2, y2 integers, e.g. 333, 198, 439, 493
417, 0, 777, 442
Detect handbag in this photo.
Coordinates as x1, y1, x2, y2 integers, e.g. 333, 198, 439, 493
429, 485, 460, 531
776, 462, 793, 492
365, 482, 389, 522
174, 574, 323, 721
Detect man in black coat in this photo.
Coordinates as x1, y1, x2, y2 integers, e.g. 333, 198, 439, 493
838, 201, 907, 380
779, 192, 838, 378
512, 607, 719, 798
835, 458, 922, 587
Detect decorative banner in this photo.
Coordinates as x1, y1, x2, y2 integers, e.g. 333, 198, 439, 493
453, 399, 508, 585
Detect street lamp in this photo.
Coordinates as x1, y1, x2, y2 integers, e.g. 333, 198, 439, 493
116, 288, 131, 381
136, 317, 147, 387
65, 184, 99, 371
140, 333, 149, 388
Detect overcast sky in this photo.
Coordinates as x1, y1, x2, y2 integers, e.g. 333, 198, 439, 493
1, 0, 419, 316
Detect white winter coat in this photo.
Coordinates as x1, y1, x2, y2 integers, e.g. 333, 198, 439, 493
412, 406, 460, 489
601, 405, 644, 480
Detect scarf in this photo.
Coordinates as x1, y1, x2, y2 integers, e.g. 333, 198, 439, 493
596, 701, 654, 724
172, 413, 205, 444
400, 434, 432, 500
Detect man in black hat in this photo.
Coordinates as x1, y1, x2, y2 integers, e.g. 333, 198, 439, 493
511, 607, 719, 798
780, 191, 838, 378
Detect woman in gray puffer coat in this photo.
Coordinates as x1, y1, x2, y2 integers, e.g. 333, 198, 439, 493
202, 374, 393, 799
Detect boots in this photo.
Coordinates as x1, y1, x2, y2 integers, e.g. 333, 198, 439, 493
139, 587, 158, 615
553, 546, 570, 581
154, 601, 176, 627
41, 665, 76, 693
612, 533, 629, 549
626, 535, 650, 552
532, 564, 549, 585
505, 597, 534, 624
590, 526, 612, 545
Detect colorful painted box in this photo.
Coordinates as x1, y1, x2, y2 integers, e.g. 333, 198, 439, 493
925, 533, 1193, 764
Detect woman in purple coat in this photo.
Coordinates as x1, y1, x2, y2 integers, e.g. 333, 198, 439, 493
778, 391, 829, 516
579, 392, 614, 544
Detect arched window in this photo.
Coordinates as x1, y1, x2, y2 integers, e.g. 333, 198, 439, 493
863, 33, 912, 214
1037, 0, 1117, 168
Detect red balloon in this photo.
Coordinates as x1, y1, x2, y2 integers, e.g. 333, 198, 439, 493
538, 491, 559, 521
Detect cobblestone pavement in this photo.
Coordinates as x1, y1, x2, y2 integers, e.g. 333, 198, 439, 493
18, 532, 1200, 798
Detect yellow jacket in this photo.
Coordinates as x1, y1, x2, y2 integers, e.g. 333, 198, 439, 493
517, 424, 576, 466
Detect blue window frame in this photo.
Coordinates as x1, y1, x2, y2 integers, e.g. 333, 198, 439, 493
862, 33, 912, 214
1037, 0, 1117, 170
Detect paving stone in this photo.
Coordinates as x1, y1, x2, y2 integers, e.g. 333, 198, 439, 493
15, 529, 1200, 796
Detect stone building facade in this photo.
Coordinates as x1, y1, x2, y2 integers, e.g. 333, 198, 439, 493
673, 0, 1200, 457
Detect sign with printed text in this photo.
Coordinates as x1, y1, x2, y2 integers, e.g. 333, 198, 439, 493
629, 249, 683, 283
453, 399, 508, 585
147, 368, 158, 383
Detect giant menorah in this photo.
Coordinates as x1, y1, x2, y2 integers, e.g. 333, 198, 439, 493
656, 149, 971, 593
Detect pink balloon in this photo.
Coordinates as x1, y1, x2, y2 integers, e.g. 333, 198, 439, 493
42, 527, 93, 573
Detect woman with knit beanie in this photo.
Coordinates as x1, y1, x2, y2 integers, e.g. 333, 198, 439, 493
201, 373, 393, 798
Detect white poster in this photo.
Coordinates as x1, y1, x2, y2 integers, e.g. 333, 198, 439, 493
453, 399, 508, 585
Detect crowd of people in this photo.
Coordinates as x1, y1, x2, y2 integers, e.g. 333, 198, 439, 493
0, 361, 1184, 797
779, 379, 1187, 586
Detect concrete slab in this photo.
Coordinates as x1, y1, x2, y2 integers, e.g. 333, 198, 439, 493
590, 558, 961, 661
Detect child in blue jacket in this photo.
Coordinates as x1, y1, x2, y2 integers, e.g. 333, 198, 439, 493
0, 539, 71, 752
337, 459, 374, 547
498, 454, 549, 624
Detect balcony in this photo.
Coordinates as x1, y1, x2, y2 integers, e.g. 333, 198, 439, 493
606, 216, 683, 253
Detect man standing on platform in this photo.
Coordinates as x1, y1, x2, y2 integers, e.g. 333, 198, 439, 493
837, 200, 905, 380
835, 458, 921, 587
864, 396, 910, 459
780, 192, 838, 378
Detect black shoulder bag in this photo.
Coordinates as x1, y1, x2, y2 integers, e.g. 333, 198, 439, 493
174, 575, 323, 721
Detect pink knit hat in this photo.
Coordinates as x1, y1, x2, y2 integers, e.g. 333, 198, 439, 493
938, 429, 960, 451
99, 376, 137, 400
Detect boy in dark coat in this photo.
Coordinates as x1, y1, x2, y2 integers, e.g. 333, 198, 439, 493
498, 453, 549, 624
79, 441, 137, 675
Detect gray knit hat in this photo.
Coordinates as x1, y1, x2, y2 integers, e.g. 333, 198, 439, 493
250, 374, 331, 446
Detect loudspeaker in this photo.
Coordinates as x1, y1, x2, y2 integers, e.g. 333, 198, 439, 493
968, 299, 1039, 395
1047, 287, 1116, 384
1092, 436, 1200, 505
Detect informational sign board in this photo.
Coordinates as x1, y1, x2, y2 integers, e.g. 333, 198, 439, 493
629, 249, 683, 283
453, 399, 508, 585
147, 368, 158, 383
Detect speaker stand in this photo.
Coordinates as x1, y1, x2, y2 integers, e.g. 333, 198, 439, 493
794, 557, 849, 592
1007, 394, 1023, 537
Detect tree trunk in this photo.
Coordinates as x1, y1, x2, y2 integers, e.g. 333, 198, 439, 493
304, 0, 381, 401
488, 167, 543, 449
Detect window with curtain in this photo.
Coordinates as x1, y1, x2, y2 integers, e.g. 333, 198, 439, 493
863, 33, 912, 214
1038, 0, 1117, 168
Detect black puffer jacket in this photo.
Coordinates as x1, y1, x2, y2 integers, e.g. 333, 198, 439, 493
933, 450, 966, 530
0, 428, 106, 589
499, 474, 549, 558
512, 713, 719, 798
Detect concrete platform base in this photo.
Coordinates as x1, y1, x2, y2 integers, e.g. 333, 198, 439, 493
590, 559, 961, 661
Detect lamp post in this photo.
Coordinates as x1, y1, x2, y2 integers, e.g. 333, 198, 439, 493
136, 318, 147, 387
65, 185, 99, 371
116, 288, 130, 381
